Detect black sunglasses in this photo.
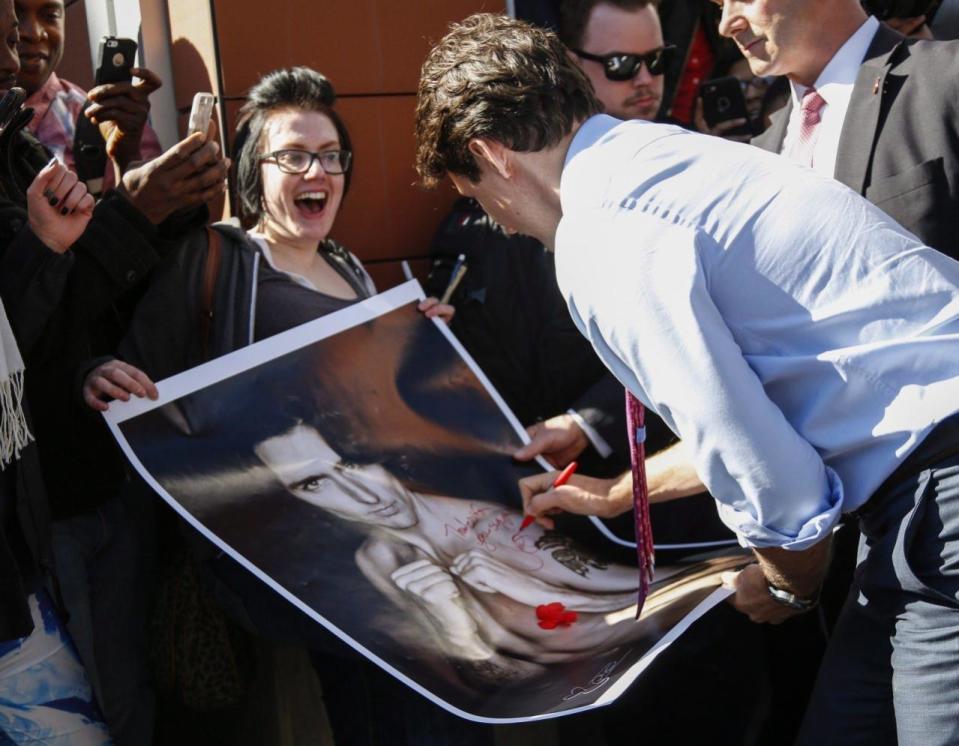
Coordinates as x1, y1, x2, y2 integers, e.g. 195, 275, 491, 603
572, 45, 677, 81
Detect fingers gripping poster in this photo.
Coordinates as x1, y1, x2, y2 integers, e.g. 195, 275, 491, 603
105, 281, 746, 723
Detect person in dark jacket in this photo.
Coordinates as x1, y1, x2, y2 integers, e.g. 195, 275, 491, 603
0, 3, 229, 738
0, 164, 112, 742
83, 67, 492, 746
0, 7, 110, 732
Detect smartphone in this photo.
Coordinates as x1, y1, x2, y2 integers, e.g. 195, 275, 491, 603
94, 37, 137, 85
0, 86, 25, 133
700, 76, 754, 137
187, 92, 216, 135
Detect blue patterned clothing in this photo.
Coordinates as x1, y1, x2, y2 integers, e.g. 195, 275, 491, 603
0, 591, 110, 744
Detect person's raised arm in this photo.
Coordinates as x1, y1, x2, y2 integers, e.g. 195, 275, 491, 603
117, 122, 228, 226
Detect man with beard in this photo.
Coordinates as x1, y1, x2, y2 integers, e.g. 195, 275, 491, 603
558, 0, 670, 121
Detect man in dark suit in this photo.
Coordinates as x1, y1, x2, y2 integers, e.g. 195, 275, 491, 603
732, 0, 959, 258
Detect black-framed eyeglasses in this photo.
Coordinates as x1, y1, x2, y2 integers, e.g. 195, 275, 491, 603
259, 149, 352, 175
572, 45, 677, 81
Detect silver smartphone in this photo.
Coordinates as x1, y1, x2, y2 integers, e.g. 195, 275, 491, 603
187, 92, 216, 135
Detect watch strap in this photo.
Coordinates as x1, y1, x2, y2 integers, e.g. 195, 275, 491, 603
766, 582, 819, 612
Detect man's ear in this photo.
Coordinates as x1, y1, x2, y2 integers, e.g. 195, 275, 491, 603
468, 138, 512, 180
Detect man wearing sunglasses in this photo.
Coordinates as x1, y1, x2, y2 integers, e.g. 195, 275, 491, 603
558, 0, 671, 122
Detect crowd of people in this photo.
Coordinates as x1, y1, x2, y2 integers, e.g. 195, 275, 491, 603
0, 0, 957, 744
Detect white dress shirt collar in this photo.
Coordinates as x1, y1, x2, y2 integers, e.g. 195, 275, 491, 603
783, 16, 880, 177
789, 15, 880, 106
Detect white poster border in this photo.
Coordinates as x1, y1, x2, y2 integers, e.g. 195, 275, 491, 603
103, 280, 730, 723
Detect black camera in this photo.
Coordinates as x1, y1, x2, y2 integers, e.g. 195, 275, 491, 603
861, 0, 942, 21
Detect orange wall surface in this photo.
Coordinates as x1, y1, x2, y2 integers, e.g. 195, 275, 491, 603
168, 0, 503, 288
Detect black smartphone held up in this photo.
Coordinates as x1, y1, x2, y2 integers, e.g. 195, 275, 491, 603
0, 86, 26, 134
700, 76, 754, 137
94, 37, 137, 85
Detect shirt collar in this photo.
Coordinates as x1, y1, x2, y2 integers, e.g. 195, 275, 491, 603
561, 114, 636, 212
23, 71, 64, 129
790, 15, 880, 107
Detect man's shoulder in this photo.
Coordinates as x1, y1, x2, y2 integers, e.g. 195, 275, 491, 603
875, 37, 959, 82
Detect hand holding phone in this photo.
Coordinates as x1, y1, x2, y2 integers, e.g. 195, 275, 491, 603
94, 37, 137, 85
699, 76, 755, 140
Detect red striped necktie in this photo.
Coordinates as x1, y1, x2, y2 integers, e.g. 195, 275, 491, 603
788, 87, 827, 168
626, 391, 655, 617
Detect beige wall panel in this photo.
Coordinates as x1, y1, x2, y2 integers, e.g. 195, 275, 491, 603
364, 258, 432, 293
332, 95, 456, 263
212, 0, 502, 97
59, 0, 93, 90
167, 1, 220, 111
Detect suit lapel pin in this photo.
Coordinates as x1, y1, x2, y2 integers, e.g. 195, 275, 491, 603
872, 76, 881, 95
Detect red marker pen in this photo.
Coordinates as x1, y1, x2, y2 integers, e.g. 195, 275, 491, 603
520, 461, 578, 531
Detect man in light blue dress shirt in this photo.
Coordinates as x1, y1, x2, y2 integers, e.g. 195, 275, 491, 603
416, 13, 959, 745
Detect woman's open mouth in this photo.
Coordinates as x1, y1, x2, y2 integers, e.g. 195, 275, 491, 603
294, 190, 329, 217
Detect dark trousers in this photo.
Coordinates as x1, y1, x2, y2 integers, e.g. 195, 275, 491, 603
799, 447, 959, 745
50, 485, 156, 746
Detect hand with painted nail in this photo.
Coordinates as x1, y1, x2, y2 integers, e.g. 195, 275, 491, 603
118, 120, 229, 225
26, 158, 96, 254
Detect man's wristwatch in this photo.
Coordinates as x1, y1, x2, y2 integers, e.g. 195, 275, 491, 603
766, 582, 819, 612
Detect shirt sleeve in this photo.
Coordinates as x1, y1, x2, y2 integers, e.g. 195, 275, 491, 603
562, 212, 843, 549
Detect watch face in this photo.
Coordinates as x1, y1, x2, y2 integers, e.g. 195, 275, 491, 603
766, 583, 817, 611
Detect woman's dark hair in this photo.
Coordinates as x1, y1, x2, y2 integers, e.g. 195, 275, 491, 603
233, 66, 353, 228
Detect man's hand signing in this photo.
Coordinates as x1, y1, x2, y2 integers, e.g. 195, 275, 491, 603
518, 470, 630, 529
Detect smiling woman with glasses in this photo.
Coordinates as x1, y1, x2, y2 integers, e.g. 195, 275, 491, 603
93, 64, 454, 404
81, 65, 457, 746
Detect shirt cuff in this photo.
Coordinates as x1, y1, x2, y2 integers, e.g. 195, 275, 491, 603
566, 408, 613, 459
719, 466, 845, 551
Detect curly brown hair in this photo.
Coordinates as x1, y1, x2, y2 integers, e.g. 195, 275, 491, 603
414, 13, 601, 188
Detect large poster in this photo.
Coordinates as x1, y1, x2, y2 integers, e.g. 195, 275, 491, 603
105, 281, 746, 723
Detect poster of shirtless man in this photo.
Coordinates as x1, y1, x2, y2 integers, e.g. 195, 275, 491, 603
105, 282, 745, 722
